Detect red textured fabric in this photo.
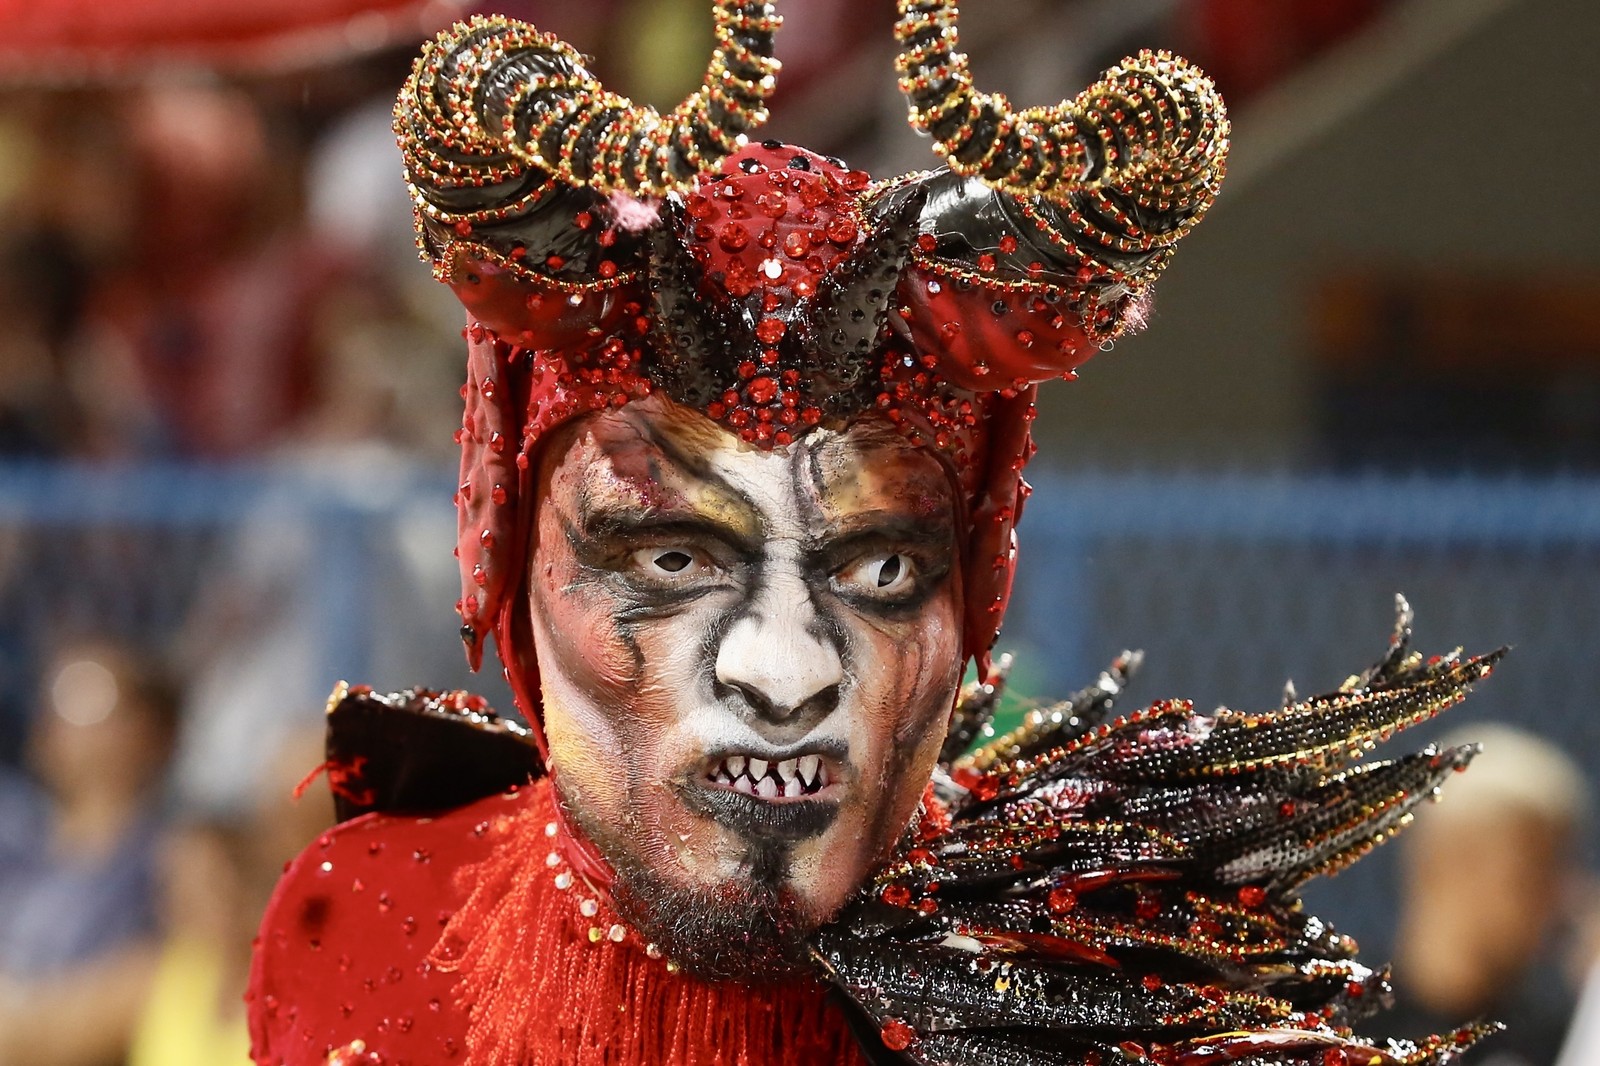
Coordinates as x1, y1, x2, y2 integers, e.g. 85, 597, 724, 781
248, 777, 871, 1066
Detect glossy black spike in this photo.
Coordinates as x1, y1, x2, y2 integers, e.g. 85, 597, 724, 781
805, 184, 929, 378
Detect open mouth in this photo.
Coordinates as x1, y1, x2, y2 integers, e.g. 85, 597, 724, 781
680, 747, 846, 842
704, 753, 833, 799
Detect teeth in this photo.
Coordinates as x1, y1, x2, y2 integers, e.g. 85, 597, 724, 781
756, 776, 778, 799
715, 769, 732, 784
797, 755, 820, 786
749, 757, 769, 780
777, 758, 797, 784
727, 755, 746, 778
783, 777, 802, 798
733, 776, 755, 796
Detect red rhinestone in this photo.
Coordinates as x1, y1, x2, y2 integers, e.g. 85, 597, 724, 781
783, 231, 811, 258
1134, 895, 1161, 921
755, 318, 787, 345
879, 1020, 916, 1052
916, 233, 937, 254
881, 884, 912, 907
1237, 885, 1267, 909
773, 430, 793, 445
718, 224, 750, 252
826, 216, 859, 245
737, 361, 757, 379
977, 254, 996, 272
1046, 888, 1077, 915
747, 376, 778, 404
598, 260, 618, 279
756, 191, 788, 219
1141, 974, 1162, 991
998, 235, 1018, 254
797, 180, 829, 208
839, 170, 871, 192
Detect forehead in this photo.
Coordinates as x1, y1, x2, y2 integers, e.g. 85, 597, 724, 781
542, 397, 956, 525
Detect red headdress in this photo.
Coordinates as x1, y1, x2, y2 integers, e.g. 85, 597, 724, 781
393, 0, 1228, 757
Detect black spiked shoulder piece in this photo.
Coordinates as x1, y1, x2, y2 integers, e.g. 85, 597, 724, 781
812, 597, 1505, 1066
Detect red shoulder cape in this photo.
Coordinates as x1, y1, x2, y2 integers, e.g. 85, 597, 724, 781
247, 778, 870, 1065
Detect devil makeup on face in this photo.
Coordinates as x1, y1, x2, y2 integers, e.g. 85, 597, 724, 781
527, 394, 964, 967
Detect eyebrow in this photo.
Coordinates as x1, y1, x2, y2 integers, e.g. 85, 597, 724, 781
804, 512, 957, 561
575, 505, 764, 558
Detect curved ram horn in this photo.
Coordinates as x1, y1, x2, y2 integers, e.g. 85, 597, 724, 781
399, 6, 781, 200
892, 0, 1227, 254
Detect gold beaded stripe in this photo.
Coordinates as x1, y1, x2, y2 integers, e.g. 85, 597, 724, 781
1050, 908, 1289, 966
892, 0, 1227, 223
397, 6, 780, 202
965, 653, 1494, 787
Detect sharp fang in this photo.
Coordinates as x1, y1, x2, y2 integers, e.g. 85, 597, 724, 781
727, 755, 747, 777
797, 754, 820, 786
777, 758, 798, 784
783, 777, 802, 798
734, 776, 756, 796
756, 776, 778, 799
715, 770, 732, 784
749, 757, 769, 780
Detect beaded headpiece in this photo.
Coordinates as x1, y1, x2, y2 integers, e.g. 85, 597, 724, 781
394, 0, 1228, 742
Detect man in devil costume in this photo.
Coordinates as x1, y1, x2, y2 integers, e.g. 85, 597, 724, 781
248, 3, 1502, 1064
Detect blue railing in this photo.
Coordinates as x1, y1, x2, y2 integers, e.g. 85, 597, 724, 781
4, 461, 1597, 956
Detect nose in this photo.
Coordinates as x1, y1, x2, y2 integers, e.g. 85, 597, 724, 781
715, 570, 843, 725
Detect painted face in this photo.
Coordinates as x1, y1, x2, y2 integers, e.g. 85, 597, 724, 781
528, 394, 964, 974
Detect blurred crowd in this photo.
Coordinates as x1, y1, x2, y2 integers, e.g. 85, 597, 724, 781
0, 0, 1595, 1063
0, 640, 331, 1064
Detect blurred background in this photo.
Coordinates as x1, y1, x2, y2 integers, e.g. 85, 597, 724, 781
0, 0, 1595, 1062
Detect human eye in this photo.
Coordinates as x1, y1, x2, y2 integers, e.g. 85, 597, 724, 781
625, 546, 720, 584
832, 551, 919, 601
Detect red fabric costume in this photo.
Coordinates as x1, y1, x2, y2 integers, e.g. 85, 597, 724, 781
250, 776, 872, 1065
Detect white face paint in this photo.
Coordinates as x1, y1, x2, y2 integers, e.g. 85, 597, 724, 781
527, 394, 964, 967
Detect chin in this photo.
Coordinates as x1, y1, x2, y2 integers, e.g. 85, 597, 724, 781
603, 829, 820, 982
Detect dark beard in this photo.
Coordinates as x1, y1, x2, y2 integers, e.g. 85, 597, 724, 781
602, 835, 817, 981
